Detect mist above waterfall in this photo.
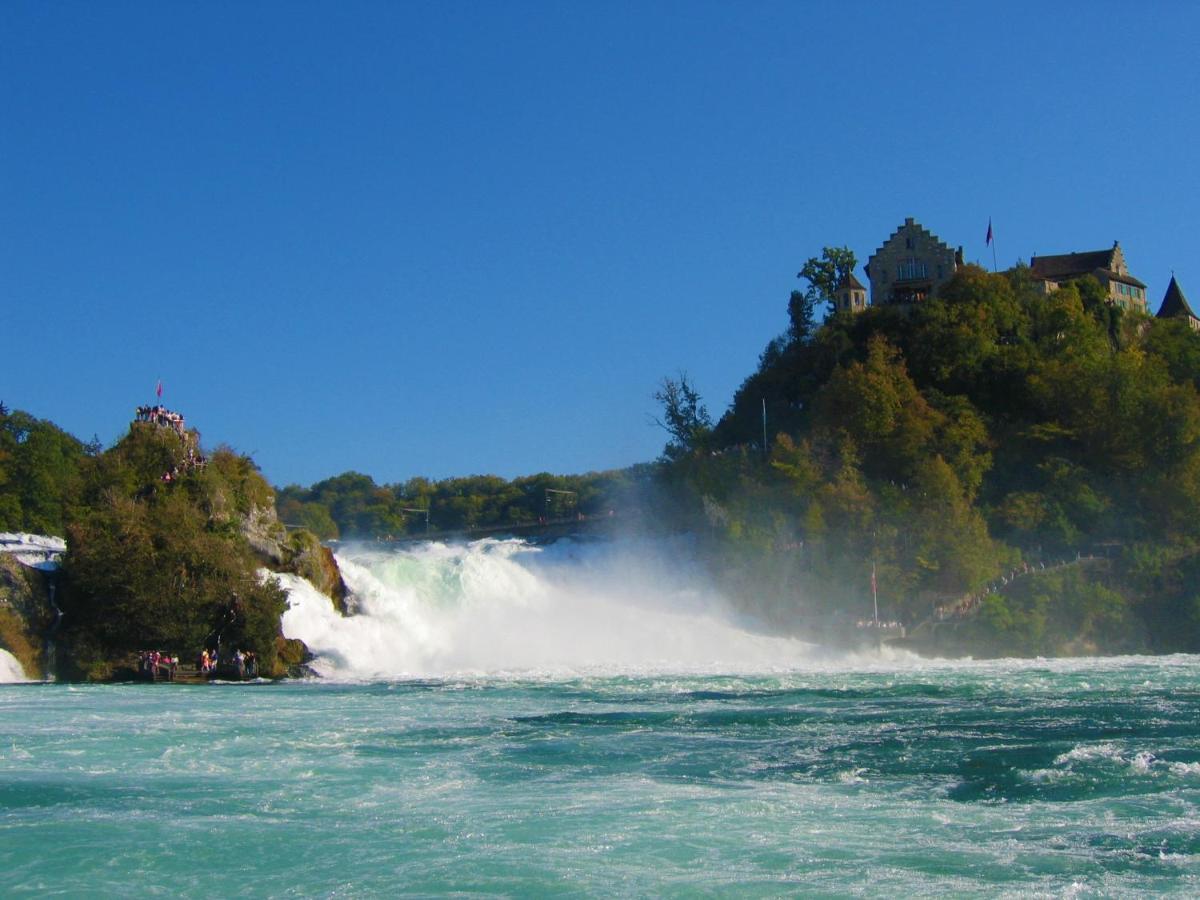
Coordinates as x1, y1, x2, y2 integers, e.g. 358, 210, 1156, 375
278, 536, 827, 679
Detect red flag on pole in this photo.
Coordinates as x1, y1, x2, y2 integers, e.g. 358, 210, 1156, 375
156, 380, 163, 399
985, 219, 993, 246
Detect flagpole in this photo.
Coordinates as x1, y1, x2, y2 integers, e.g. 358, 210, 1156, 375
761, 398, 767, 458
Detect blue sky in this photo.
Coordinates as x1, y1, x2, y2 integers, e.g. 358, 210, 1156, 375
4, 1, 1199, 487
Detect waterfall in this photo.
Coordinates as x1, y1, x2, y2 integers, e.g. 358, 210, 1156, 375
278, 536, 820, 679
0, 648, 27, 683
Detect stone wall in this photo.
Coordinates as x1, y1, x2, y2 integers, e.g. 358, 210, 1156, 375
866, 217, 960, 306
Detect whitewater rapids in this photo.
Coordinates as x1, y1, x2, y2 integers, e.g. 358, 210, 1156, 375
278, 536, 858, 679
0, 649, 27, 683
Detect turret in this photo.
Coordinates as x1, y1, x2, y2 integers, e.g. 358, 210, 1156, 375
835, 271, 868, 313
1157, 274, 1200, 331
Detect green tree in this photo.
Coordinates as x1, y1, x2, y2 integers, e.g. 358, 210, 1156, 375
0, 407, 86, 534
798, 246, 857, 311
793, 246, 857, 340
653, 373, 712, 461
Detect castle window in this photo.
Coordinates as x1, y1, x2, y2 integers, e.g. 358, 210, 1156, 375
905, 237, 913, 249
898, 258, 927, 281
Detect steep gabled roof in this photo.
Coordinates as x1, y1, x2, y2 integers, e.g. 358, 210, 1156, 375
1030, 247, 1146, 289
1095, 268, 1147, 289
1157, 275, 1199, 321
836, 271, 866, 291
1030, 249, 1115, 280
866, 217, 954, 268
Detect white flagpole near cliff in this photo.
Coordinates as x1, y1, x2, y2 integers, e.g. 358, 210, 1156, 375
762, 398, 767, 458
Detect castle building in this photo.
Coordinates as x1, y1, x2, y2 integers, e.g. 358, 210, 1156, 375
1156, 275, 1200, 331
834, 272, 868, 313
864, 217, 963, 307
1029, 242, 1148, 312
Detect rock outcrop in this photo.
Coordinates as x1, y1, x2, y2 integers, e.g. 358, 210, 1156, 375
0, 553, 54, 680
242, 501, 349, 615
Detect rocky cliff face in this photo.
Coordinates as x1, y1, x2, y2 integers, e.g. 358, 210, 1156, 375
0, 554, 53, 679
242, 501, 349, 615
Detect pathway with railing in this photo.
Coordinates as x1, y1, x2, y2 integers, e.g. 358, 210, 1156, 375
907, 548, 1115, 639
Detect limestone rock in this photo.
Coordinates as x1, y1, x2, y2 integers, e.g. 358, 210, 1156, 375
241, 501, 349, 615
0, 553, 53, 679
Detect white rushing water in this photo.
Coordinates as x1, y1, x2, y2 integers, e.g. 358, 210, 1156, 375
0, 648, 27, 683
0, 532, 65, 570
278, 537, 840, 679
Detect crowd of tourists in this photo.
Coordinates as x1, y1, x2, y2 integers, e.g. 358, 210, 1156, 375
133, 404, 208, 482
855, 619, 903, 631
135, 405, 189, 438
161, 446, 207, 483
136, 648, 259, 680
198, 648, 258, 679
137, 650, 179, 681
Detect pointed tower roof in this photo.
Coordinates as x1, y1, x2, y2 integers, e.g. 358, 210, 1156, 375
836, 271, 865, 291
1157, 275, 1199, 321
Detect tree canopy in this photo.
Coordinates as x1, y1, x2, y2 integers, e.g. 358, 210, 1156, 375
0, 405, 87, 535
59, 420, 288, 679
653, 258, 1200, 653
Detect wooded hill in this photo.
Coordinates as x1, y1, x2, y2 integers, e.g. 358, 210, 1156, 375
651, 260, 1200, 654
7, 254, 1200, 663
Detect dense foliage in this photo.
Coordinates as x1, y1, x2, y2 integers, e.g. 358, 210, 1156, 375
658, 264, 1200, 654
58, 422, 287, 679
276, 468, 640, 540
0, 403, 89, 535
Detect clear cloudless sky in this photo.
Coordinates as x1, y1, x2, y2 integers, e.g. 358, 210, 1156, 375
4, 1, 1199, 487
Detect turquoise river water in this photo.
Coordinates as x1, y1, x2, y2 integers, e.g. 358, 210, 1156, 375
2, 660, 1199, 896
1, 542, 1198, 895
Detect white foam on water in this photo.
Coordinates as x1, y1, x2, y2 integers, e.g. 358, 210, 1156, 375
0, 532, 66, 569
1130, 750, 1156, 774
0, 533, 66, 553
0, 648, 28, 683
278, 536, 829, 679
1054, 743, 1126, 768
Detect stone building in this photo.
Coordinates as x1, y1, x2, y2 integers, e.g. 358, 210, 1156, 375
1029, 242, 1148, 312
1156, 275, 1200, 331
864, 217, 963, 307
833, 272, 868, 314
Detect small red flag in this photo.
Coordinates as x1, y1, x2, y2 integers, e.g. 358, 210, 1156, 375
156, 380, 163, 399
986, 219, 993, 246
